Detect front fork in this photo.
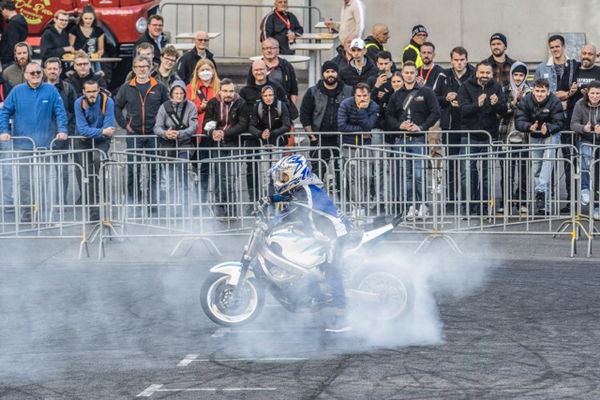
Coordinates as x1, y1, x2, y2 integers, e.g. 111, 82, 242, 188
231, 223, 265, 300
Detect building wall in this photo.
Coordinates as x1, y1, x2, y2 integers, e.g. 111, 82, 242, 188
161, 0, 597, 63
311, 0, 597, 63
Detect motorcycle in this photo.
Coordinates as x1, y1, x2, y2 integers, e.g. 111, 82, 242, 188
200, 201, 415, 327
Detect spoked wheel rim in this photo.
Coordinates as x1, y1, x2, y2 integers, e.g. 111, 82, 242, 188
354, 271, 410, 320
205, 276, 260, 324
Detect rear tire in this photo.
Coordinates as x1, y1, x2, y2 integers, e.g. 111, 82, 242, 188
349, 267, 415, 321
200, 273, 265, 327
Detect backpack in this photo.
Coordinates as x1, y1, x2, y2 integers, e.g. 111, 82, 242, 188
81, 91, 109, 115
257, 100, 282, 119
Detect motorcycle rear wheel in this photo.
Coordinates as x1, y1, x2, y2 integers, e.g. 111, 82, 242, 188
349, 268, 414, 321
200, 273, 265, 327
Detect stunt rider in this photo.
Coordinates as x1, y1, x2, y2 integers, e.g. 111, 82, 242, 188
263, 154, 353, 331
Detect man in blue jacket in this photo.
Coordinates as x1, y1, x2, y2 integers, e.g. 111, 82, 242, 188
0, 61, 68, 222
74, 80, 116, 221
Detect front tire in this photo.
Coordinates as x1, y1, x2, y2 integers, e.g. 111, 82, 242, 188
348, 268, 415, 321
200, 273, 265, 327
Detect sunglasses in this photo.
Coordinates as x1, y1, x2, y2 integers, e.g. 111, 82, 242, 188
195, 38, 209, 42
27, 70, 42, 76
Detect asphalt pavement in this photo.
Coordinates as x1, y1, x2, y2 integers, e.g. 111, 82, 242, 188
1, 235, 600, 399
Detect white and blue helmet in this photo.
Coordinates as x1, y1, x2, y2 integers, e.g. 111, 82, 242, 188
268, 154, 310, 194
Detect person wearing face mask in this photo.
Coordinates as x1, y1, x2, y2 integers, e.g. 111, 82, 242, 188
40, 10, 75, 62
570, 80, 600, 216
187, 59, 220, 140
556, 44, 600, 212
458, 61, 508, 215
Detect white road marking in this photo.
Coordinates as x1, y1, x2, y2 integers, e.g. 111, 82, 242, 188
191, 357, 308, 363
177, 354, 199, 367
137, 384, 276, 396
136, 384, 163, 397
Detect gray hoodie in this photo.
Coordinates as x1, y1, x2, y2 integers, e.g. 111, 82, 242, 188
153, 80, 198, 146
570, 96, 600, 143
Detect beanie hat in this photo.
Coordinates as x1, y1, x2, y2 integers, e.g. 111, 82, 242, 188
411, 25, 428, 37
512, 64, 527, 75
490, 33, 507, 47
321, 60, 339, 74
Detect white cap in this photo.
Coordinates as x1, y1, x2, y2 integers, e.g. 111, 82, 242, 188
349, 38, 366, 50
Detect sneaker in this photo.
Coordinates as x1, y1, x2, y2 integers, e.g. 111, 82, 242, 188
417, 204, 429, 219
519, 205, 528, 215
535, 191, 545, 213
560, 203, 571, 214
405, 205, 417, 220
495, 207, 504, 215
594, 208, 600, 220
581, 189, 590, 206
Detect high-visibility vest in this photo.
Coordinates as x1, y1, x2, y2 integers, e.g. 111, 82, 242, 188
402, 43, 423, 68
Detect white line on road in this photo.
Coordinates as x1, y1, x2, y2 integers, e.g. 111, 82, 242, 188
137, 384, 276, 397
177, 354, 199, 367
136, 384, 163, 397
177, 355, 309, 366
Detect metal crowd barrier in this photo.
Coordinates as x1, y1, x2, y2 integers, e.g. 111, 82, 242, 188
0, 141, 108, 258
2, 130, 599, 258
95, 142, 331, 258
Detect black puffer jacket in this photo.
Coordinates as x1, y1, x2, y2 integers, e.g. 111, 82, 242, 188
515, 92, 564, 139
457, 76, 508, 140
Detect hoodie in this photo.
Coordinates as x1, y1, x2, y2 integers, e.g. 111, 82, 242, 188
153, 80, 198, 146
570, 95, 600, 143
501, 61, 531, 142
203, 92, 249, 145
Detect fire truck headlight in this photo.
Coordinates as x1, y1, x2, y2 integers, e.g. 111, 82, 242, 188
136, 17, 147, 34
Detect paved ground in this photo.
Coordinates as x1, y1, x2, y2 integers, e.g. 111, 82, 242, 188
1, 235, 600, 399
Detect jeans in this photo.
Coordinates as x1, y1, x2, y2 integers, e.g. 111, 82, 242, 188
579, 141, 596, 191
395, 136, 426, 203
530, 134, 560, 194
126, 136, 158, 204
0, 140, 13, 206
74, 139, 111, 218
460, 137, 491, 207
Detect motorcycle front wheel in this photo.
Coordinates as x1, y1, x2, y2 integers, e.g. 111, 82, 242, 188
200, 273, 265, 327
349, 268, 415, 321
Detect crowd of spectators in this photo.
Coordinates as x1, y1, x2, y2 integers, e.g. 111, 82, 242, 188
0, 0, 599, 222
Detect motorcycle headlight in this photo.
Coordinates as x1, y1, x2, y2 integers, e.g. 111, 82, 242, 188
135, 17, 147, 34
